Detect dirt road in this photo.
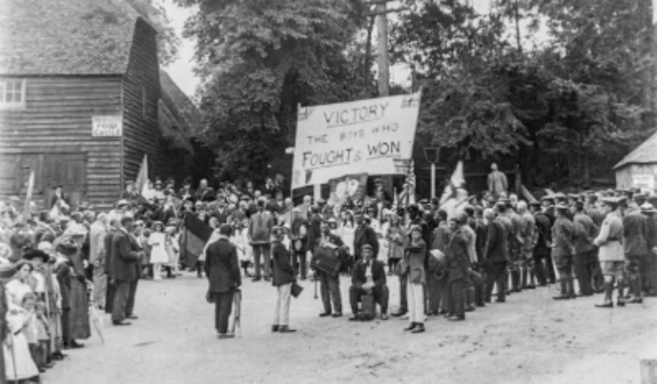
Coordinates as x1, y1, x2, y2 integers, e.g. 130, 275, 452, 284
43, 273, 657, 384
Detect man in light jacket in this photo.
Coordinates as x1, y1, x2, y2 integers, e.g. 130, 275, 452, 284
594, 197, 625, 308
248, 199, 274, 282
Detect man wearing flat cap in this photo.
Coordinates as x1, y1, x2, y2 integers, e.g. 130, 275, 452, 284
594, 197, 625, 308
290, 207, 309, 280
271, 226, 297, 333
551, 202, 576, 300
349, 244, 389, 321
311, 220, 346, 318
110, 215, 143, 325
622, 193, 649, 303
573, 201, 599, 296
353, 210, 379, 264
640, 202, 657, 295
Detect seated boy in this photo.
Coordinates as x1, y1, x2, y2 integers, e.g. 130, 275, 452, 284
349, 245, 389, 321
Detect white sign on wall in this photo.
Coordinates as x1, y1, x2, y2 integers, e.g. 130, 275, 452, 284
92, 115, 123, 137
291, 92, 421, 189
632, 175, 655, 193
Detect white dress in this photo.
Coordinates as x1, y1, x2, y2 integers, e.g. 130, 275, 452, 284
4, 308, 39, 381
148, 232, 169, 264
339, 224, 356, 255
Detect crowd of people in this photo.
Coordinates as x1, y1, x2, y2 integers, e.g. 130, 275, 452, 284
1, 168, 656, 379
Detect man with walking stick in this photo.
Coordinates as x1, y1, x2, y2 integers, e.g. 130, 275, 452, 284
205, 224, 241, 339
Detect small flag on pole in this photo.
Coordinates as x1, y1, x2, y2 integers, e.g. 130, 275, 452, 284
183, 212, 213, 267
23, 170, 35, 218
135, 154, 149, 196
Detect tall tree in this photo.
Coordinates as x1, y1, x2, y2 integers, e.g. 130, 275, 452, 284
176, 0, 368, 182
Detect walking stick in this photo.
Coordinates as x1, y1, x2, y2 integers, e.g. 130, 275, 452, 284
314, 274, 318, 300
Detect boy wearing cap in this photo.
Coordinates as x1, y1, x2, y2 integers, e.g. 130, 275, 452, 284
349, 244, 389, 321
271, 226, 297, 333
594, 197, 625, 308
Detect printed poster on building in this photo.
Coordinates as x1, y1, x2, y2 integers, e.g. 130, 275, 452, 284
632, 175, 655, 193
92, 115, 123, 137
291, 92, 421, 190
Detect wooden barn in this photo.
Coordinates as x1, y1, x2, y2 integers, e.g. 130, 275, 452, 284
0, 0, 199, 209
614, 130, 657, 193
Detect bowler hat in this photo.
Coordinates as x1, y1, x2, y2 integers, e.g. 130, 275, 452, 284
555, 202, 569, 210
361, 244, 374, 253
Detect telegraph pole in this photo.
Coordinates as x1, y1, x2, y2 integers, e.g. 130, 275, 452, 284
375, 1, 390, 96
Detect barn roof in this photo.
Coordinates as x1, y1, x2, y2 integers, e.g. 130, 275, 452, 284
159, 70, 202, 137
614, 130, 657, 169
158, 70, 201, 154
0, 0, 157, 75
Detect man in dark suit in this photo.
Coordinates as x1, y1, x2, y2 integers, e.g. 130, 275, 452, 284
103, 219, 119, 314
349, 244, 389, 321
205, 224, 241, 339
271, 226, 297, 333
290, 208, 309, 280
531, 202, 554, 286
483, 208, 509, 303
353, 211, 379, 263
49, 185, 71, 210
552, 203, 576, 300
212, 200, 230, 225
110, 216, 142, 325
622, 197, 649, 303
311, 221, 346, 318
248, 199, 274, 281
266, 190, 285, 216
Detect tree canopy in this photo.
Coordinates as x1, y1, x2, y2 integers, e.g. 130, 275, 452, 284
176, 0, 654, 189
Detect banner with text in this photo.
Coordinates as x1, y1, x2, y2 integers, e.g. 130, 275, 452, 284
292, 92, 421, 189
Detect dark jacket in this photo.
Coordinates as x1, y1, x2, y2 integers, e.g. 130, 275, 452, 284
551, 217, 575, 258
573, 212, 598, 254
533, 212, 552, 256
204, 237, 241, 293
351, 259, 386, 289
55, 260, 72, 310
484, 219, 509, 263
248, 210, 274, 245
271, 241, 295, 287
103, 230, 116, 276
290, 217, 309, 253
446, 229, 470, 282
623, 210, 649, 257
354, 224, 380, 258
110, 230, 141, 282
306, 214, 323, 252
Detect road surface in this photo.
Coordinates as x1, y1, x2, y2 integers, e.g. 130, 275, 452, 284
43, 273, 657, 383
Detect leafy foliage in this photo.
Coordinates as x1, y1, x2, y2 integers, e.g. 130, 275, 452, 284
176, 0, 369, 181
391, 0, 652, 188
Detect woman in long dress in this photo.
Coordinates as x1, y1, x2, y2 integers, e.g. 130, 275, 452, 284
56, 236, 90, 348
148, 222, 168, 281
3, 260, 40, 382
386, 214, 405, 275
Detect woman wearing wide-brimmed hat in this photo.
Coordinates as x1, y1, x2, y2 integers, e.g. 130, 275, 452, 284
148, 221, 168, 281
26, 247, 64, 362
55, 238, 90, 349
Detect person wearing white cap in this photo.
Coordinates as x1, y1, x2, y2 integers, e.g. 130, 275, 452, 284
404, 225, 426, 333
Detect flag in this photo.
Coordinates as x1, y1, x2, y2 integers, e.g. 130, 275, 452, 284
398, 160, 416, 208
135, 154, 149, 196
183, 212, 213, 267
23, 170, 34, 218
439, 161, 469, 219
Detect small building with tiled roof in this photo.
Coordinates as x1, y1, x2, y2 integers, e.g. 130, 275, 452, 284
0, 0, 198, 208
613, 130, 657, 192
